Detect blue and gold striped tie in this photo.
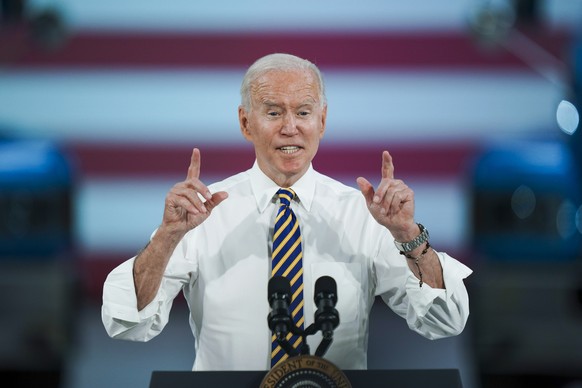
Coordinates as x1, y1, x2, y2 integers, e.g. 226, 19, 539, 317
270, 188, 304, 367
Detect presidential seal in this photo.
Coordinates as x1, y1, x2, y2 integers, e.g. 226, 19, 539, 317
261, 355, 352, 388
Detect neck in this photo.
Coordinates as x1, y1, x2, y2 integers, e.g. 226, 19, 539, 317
258, 163, 309, 188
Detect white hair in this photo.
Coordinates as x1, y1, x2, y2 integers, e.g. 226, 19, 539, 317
240, 53, 327, 111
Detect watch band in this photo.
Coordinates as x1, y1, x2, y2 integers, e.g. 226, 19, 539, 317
394, 223, 429, 253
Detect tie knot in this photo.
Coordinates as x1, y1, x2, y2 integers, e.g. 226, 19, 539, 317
277, 188, 295, 207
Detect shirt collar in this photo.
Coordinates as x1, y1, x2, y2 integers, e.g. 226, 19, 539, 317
249, 161, 316, 213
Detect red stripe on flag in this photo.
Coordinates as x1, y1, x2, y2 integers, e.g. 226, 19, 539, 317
2, 27, 572, 69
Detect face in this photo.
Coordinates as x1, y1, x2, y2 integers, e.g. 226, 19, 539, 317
239, 69, 327, 187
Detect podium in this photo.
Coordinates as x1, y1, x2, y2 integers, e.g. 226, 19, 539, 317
150, 369, 463, 388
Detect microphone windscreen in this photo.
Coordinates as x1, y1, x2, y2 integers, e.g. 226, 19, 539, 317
268, 275, 291, 297
314, 276, 337, 296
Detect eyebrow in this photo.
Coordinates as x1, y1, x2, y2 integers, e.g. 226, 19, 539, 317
261, 99, 316, 108
262, 101, 280, 108
297, 102, 315, 108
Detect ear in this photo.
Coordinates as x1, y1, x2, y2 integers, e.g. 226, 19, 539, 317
238, 106, 253, 141
319, 104, 328, 139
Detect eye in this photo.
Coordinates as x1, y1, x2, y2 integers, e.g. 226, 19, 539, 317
298, 110, 310, 117
267, 111, 280, 117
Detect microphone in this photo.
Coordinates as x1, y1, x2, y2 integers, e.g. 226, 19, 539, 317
314, 276, 340, 348
268, 276, 302, 358
267, 276, 293, 340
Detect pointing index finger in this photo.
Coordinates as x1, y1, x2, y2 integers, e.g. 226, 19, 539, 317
381, 150, 394, 179
187, 148, 201, 180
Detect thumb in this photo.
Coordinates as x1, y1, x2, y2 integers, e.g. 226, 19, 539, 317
205, 191, 229, 212
356, 177, 375, 206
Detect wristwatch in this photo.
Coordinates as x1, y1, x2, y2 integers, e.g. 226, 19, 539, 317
394, 223, 429, 253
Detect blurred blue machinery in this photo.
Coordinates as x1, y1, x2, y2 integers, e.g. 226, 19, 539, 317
0, 139, 75, 258
0, 138, 78, 387
471, 139, 582, 262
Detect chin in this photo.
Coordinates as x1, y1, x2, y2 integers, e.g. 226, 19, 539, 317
280, 159, 308, 173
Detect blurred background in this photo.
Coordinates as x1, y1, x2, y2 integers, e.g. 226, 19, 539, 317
1, 0, 582, 387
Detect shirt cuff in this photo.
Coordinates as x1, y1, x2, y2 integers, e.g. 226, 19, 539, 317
102, 257, 162, 323
405, 251, 472, 318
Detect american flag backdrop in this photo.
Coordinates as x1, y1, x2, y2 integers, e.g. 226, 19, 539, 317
1, 0, 580, 300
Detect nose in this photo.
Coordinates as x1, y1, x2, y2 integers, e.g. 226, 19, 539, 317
280, 113, 298, 136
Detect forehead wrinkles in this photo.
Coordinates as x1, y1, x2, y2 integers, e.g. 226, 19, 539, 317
250, 71, 319, 107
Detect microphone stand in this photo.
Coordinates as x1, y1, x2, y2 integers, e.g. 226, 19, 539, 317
302, 322, 333, 358
270, 324, 335, 359
273, 322, 320, 358
267, 276, 339, 361
275, 337, 300, 358
315, 337, 333, 358
274, 324, 306, 358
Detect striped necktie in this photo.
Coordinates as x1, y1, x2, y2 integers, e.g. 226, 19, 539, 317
270, 188, 304, 367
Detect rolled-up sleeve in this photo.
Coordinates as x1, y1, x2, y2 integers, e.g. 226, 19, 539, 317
403, 252, 472, 339
101, 235, 193, 342
375, 239, 472, 340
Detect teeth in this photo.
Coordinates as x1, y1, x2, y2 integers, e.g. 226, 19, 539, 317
280, 146, 299, 154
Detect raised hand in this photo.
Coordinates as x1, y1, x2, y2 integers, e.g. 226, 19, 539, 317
162, 148, 228, 235
356, 151, 417, 241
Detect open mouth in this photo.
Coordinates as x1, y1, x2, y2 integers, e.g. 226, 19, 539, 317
278, 146, 302, 154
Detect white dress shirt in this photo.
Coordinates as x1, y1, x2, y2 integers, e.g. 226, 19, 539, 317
102, 162, 472, 371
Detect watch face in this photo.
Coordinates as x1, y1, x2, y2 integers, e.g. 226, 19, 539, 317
261, 355, 352, 388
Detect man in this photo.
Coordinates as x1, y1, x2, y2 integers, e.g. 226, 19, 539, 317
102, 53, 472, 371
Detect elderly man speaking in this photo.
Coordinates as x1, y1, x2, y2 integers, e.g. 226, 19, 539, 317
102, 53, 472, 371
